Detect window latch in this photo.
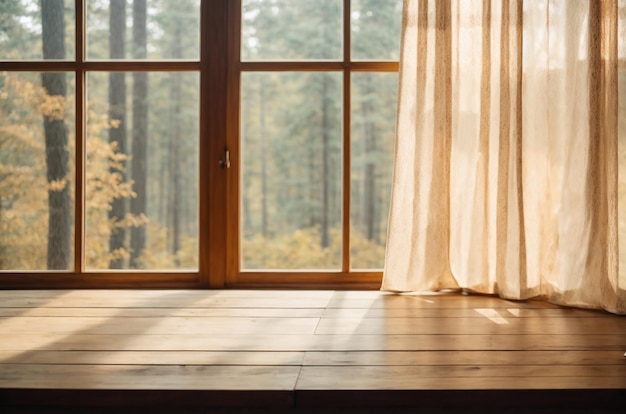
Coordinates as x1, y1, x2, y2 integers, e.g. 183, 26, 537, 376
219, 147, 231, 169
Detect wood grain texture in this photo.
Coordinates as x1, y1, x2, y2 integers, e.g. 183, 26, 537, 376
0, 289, 624, 410
2, 333, 624, 352
0, 351, 305, 366
295, 366, 626, 390
0, 316, 320, 335
302, 350, 626, 366
0, 307, 324, 318
313, 316, 626, 335
0, 364, 301, 390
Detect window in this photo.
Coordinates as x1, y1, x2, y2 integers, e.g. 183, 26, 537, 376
0, 0, 400, 288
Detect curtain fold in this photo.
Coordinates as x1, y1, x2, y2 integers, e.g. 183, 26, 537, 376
383, 0, 626, 314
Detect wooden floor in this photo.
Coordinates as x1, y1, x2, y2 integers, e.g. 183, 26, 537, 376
0, 289, 625, 413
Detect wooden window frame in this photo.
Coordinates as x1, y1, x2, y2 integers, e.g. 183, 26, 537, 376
0, 0, 397, 289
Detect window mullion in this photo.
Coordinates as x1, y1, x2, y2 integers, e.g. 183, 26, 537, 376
199, 0, 232, 287
225, 0, 243, 287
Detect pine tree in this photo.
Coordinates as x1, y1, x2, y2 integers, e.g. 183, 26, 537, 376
41, 0, 71, 270
130, 0, 148, 268
108, 0, 128, 268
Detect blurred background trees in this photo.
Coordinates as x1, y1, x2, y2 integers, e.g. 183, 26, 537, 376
0, 0, 401, 272
241, 0, 401, 269
0, 0, 200, 270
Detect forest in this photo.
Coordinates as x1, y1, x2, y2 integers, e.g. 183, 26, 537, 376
240, 0, 401, 269
0, 0, 402, 272
1, 0, 201, 270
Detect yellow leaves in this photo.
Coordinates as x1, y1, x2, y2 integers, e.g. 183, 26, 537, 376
86, 137, 135, 211
0, 70, 138, 269
241, 227, 386, 270
0, 72, 67, 121
109, 248, 130, 262
349, 228, 386, 269
47, 178, 68, 192
37, 94, 66, 121
87, 107, 110, 138
135, 222, 198, 270
109, 213, 149, 230
0, 163, 41, 202
242, 227, 341, 269
0, 124, 45, 152
124, 213, 149, 228
87, 137, 132, 172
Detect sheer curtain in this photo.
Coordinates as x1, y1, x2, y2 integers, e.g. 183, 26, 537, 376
382, 0, 626, 314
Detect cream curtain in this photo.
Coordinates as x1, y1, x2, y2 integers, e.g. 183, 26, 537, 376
382, 0, 626, 314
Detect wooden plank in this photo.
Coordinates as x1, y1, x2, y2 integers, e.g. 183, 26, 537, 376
0, 307, 324, 318
325, 295, 562, 309
302, 350, 626, 366
296, 366, 626, 390
0, 351, 304, 366
0, 296, 331, 309
0, 289, 335, 299
0, 290, 334, 308
0, 290, 623, 410
0, 290, 584, 311
1, 334, 624, 352
322, 307, 607, 318
0, 364, 301, 390
0, 317, 320, 335
0, 305, 597, 318
314, 316, 626, 335
0, 290, 562, 308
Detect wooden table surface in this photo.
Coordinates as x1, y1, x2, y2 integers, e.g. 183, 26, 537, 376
0, 289, 624, 411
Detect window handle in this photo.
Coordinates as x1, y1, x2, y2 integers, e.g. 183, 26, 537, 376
219, 147, 230, 169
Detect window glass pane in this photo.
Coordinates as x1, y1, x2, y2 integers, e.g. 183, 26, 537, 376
350, 73, 397, 269
85, 72, 199, 270
242, 0, 342, 61
351, 0, 402, 61
0, 71, 75, 270
0, 1, 75, 60
241, 72, 343, 270
86, 0, 200, 60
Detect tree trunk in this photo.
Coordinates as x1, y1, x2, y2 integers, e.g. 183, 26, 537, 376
241, 92, 252, 238
41, 0, 71, 270
167, 13, 185, 265
108, 0, 127, 269
129, 0, 147, 268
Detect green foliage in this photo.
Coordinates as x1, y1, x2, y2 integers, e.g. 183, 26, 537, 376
241, 0, 401, 270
